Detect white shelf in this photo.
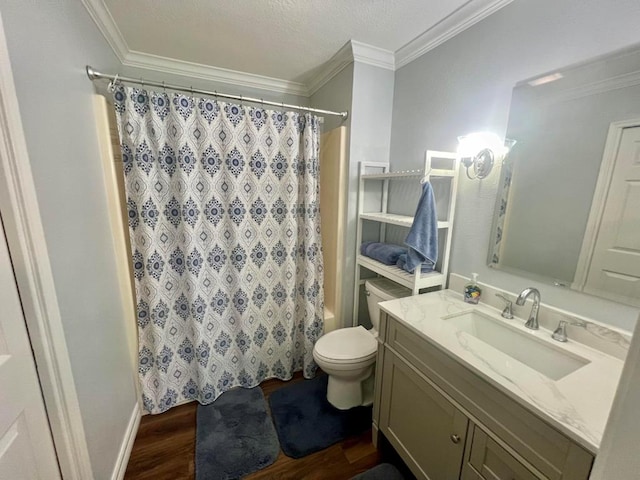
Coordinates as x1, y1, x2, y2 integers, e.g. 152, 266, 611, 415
360, 213, 413, 227
361, 168, 455, 180
361, 171, 422, 180
356, 255, 445, 290
360, 212, 450, 229
429, 169, 455, 177
353, 154, 459, 322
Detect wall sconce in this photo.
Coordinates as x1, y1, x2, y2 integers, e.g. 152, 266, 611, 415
457, 132, 516, 180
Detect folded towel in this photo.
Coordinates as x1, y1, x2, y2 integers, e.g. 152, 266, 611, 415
396, 253, 434, 274
402, 182, 438, 273
360, 241, 373, 255
360, 241, 407, 265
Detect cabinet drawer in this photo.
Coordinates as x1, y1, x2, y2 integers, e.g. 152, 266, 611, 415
380, 350, 468, 480
462, 425, 539, 480
385, 318, 593, 480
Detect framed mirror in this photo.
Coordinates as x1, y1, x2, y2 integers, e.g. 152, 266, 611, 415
488, 43, 640, 307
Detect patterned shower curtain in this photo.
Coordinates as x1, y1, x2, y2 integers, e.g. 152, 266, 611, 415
113, 85, 324, 414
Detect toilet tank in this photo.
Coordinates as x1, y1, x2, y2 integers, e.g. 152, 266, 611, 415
365, 278, 411, 332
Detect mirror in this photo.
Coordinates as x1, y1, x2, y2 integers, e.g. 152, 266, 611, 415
489, 43, 640, 307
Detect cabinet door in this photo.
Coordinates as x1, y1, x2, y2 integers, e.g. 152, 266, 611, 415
379, 349, 468, 480
462, 425, 539, 480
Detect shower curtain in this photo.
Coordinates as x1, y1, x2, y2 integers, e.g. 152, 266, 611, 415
113, 85, 324, 414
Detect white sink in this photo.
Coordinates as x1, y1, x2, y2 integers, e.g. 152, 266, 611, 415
443, 310, 590, 380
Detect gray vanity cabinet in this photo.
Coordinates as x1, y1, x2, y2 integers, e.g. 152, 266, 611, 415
374, 312, 594, 480
379, 349, 469, 479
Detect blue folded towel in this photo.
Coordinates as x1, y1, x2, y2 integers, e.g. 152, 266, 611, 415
402, 181, 438, 273
360, 241, 407, 265
396, 253, 434, 273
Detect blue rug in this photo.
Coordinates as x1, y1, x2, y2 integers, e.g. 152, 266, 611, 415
196, 386, 279, 480
268, 375, 373, 458
350, 463, 405, 479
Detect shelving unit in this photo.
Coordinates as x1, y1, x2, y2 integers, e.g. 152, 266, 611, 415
353, 151, 460, 324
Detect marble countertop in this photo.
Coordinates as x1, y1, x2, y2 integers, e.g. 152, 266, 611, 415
378, 289, 625, 454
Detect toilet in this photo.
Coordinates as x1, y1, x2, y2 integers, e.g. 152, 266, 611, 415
313, 278, 411, 410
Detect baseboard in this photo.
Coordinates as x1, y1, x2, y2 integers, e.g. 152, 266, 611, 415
111, 402, 142, 480
372, 422, 380, 448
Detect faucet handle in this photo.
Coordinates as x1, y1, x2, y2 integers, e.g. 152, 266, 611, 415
552, 321, 569, 342
552, 320, 586, 342
495, 293, 514, 319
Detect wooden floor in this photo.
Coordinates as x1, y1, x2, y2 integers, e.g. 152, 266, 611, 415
124, 374, 382, 480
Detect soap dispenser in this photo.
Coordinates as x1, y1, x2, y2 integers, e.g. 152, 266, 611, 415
464, 273, 482, 304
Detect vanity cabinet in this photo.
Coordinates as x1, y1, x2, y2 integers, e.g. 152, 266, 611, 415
379, 349, 468, 479
374, 313, 594, 480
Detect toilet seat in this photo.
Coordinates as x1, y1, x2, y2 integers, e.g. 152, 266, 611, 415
314, 325, 377, 363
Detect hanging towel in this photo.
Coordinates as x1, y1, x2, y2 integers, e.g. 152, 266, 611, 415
396, 253, 435, 273
360, 241, 407, 265
402, 181, 438, 273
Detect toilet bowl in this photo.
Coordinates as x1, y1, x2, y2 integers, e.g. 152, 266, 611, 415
313, 278, 411, 410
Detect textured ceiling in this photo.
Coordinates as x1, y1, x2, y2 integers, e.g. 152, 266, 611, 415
103, 0, 469, 83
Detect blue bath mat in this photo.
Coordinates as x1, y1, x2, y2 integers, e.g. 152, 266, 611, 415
268, 374, 373, 458
350, 463, 405, 480
196, 386, 279, 480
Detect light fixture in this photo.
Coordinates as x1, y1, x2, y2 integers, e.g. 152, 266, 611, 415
457, 132, 516, 180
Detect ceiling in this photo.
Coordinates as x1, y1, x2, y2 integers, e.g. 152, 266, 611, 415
85, 0, 513, 95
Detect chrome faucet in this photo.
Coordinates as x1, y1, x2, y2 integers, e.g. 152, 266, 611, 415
515, 287, 541, 330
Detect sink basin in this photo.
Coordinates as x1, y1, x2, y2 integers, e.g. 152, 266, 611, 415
443, 310, 590, 380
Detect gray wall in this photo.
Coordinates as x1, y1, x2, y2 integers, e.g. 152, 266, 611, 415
310, 63, 354, 133
311, 62, 395, 326
389, 0, 640, 331
310, 64, 355, 326
310, 65, 354, 325
0, 1, 138, 478
349, 62, 395, 325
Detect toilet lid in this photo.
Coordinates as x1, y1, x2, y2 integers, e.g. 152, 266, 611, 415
314, 326, 377, 361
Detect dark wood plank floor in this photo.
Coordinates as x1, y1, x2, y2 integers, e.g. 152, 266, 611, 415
124, 373, 382, 480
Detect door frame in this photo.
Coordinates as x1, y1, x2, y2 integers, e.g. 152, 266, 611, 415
573, 117, 640, 291
0, 13, 94, 480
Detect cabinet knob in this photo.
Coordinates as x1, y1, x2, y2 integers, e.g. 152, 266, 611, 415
450, 434, 461, 444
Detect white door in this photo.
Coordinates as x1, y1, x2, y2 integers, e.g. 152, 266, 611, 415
584, 125, 640, 305
0, 213, 60, 479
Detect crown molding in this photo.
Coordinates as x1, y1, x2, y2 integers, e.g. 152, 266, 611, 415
81, 0, 128, 61
351, 40, 395, 71
552, 69, 640, 103
395, 0, 515, 69
82, 0, 308, 96
307, 40, 394, 97
83, 0, 510, 97
122, 50, 309, 97
306, 41, 354, 97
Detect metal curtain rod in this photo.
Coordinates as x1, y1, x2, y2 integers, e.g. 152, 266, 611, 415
86, 66, 349, 119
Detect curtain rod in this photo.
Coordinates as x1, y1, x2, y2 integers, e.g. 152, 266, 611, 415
86, 66, 348, 120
